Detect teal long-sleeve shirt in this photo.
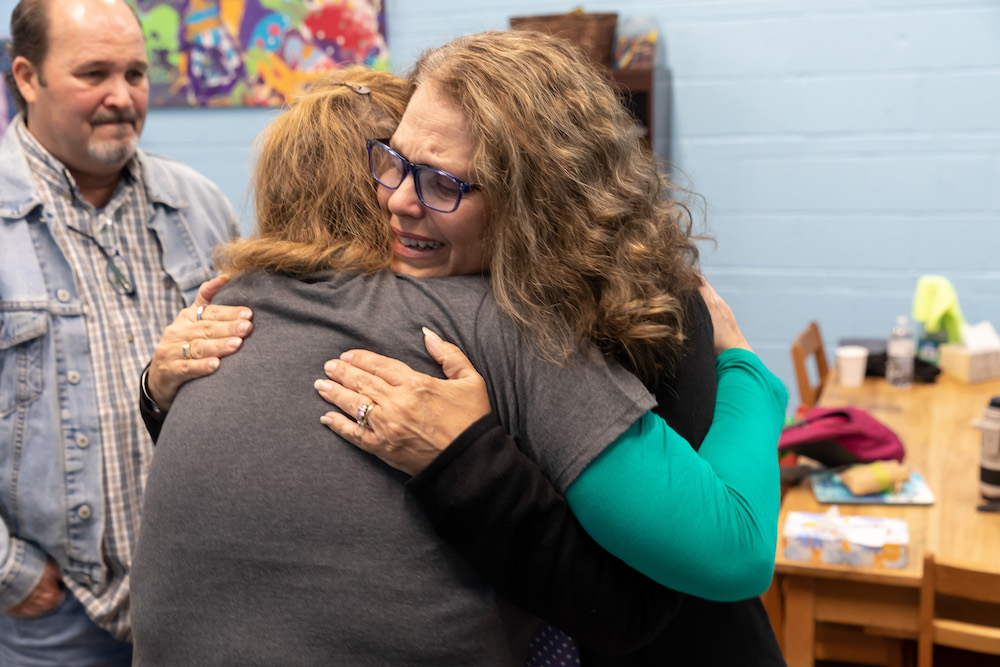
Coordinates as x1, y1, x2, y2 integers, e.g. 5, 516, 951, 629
565, 348, 788, 601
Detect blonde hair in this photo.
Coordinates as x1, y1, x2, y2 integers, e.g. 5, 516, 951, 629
216, 67, 411, 275
411, 31, 704, 379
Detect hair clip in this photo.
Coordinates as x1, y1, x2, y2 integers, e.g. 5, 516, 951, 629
335, 82, 371, 95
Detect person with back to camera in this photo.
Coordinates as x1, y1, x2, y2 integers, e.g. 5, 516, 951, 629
312, 31, 788, 665
0, 0, 239, 663
135, 51, 786, 666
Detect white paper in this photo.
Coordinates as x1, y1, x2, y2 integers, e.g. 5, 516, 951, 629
961, 321, 1000, 352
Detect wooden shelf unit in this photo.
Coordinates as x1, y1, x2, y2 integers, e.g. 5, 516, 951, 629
608, 67, 671, 163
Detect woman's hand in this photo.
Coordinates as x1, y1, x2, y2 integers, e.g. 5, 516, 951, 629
699, 279, 753, 355
147, 275, 253, 410
315, 328, 491, 476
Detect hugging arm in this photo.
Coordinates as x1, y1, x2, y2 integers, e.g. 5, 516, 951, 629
139, 276, 254, 443
566, 349, 786, 601
315, 282, 787, 648
562, 281, 785, 599
405, 415, 684, 654
326, 347, 784, 652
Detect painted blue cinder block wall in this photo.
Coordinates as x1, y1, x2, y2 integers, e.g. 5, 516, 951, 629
4, 0, 998, 402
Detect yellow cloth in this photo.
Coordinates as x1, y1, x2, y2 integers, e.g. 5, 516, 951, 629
912, 275, 965, 342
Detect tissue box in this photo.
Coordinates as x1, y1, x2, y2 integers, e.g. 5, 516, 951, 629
939, 344, 1000, 383
783, 510, 909, 569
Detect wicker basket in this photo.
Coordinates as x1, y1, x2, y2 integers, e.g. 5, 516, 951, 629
510, 11, 618, 69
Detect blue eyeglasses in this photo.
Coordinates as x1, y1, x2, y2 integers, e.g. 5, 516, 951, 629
367, 139, 480, 213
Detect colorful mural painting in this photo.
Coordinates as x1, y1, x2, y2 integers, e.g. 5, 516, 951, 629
135, 0, 388, 107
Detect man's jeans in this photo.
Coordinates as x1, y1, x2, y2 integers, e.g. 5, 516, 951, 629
0, 589, 132, 666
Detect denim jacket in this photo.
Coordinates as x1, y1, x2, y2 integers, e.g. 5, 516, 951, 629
0, 123, 238, 610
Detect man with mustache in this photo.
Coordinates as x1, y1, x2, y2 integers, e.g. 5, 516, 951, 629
0, 0, 237, 662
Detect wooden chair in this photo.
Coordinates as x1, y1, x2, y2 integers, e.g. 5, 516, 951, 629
918, 553, 1000, 666
790, 321, 829, 410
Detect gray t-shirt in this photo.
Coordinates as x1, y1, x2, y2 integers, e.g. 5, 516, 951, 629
131, 270, 653, 665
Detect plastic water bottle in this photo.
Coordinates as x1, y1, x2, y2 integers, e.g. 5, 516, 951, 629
886, 315, 915, 388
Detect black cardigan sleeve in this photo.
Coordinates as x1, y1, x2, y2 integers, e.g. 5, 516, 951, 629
405, 414, 683, 655
139, 364, 167, 444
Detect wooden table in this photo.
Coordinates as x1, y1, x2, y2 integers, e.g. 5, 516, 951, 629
774, 374, 1000, 666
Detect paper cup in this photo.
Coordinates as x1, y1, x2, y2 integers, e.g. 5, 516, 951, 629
836, 346, 869, 387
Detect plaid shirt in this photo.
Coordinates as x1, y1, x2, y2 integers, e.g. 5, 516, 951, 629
16, 120, 185, 638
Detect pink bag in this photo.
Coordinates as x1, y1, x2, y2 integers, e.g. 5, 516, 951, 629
778, 406, 905, 467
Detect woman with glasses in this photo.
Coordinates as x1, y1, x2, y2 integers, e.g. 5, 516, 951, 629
134, 46, 784, 665
312, 31, 787, 665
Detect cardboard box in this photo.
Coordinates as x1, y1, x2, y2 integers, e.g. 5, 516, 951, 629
939, 344, 1000, 383
783, 509, 909, 569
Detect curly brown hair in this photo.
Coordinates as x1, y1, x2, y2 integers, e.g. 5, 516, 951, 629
410, 31, 704, 379
215, 67, 411, 275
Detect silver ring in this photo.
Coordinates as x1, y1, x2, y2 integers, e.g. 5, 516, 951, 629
355, 401, 374, 429
196, 305, 205, 321
182, 342, 192, 359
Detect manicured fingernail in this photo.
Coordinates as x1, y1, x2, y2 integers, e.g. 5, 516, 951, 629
239, 309, 252, 320
422, 326, 442, 344
208, 358, 220, 371
340, 351, 354, 362
320, 415, 332, 426
238, 322, 251, 334
314, 379, 333, 392
227, 337, 243, 350
324, 360, 337, 373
